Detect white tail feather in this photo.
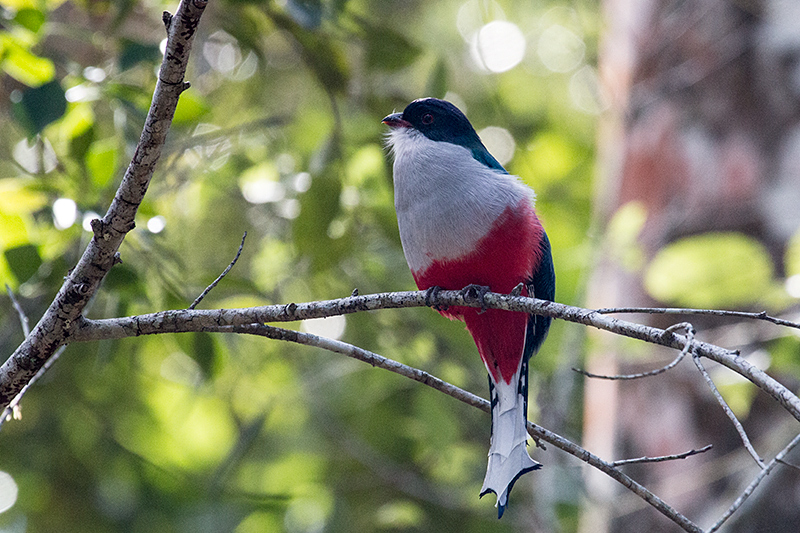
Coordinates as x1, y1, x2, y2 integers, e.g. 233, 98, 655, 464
480, 363, 540, 517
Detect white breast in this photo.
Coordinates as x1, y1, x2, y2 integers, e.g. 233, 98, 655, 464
387, 128, 534, 273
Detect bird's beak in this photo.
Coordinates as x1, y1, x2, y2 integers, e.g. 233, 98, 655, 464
382, 112, 411, 128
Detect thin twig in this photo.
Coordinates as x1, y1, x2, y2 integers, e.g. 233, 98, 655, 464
222, 322, 703, 533
692, 353, 764, 467
188, 231, 247, 310
775, 458, 800, 472
595, 306, 800, 330
612, 444, 713, 466
572, 322, 695, 380
707, 432, 800, 532
0, 345, 65, 428
5, 284, 30, 337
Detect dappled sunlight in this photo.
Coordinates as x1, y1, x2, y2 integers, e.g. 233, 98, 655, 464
301, 315, 346, 341
52, 197, 77, 230
0, 472, 18, 514
13, 137, 57, 174
786, 275, 800, 298
114, 378, 237, 473
470, 20, 527, 73
478, 126, 516, 165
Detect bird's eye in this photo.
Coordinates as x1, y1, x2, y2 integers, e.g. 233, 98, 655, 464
421, 113, 434, 125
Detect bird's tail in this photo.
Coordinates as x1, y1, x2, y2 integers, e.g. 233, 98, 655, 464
479, 358, 540, 518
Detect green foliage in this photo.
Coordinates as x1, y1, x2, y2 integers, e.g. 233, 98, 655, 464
644, 232, 777, 308
14, 80, 67, 134
0, 0, 603, 531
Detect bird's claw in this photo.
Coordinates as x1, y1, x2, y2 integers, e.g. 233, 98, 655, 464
425, 286, 448, 311
510, 282, 525, 297
460, 284, 491, 313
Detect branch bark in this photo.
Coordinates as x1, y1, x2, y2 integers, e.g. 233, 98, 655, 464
0, 0, 208, 408
68, 290, 800, 424
224, 323, 704, 533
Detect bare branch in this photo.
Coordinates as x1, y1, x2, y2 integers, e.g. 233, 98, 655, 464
573, 322, 695, 380
70, 290, 800, 423
775, 458, 800, 472
13, 280, 798, 530
5, 284, 30, 337
188, 231, 247, 310
221, 322, 703, 533
692, 353, 764, 467
612, 444, 714, 467
595, 306, 800, 330
0, 346, 65, 427
708, 432, 800, 532
0, 0, 209, 410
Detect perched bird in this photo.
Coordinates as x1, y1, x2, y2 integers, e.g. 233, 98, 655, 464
383, 98, 555, 518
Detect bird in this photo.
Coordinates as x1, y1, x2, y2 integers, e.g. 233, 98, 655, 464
382, 97, 555, 518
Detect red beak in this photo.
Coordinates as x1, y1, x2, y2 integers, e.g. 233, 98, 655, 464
382, 112, 411, 128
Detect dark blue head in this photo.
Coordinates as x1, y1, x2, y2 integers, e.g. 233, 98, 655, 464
383, 98, 506, 172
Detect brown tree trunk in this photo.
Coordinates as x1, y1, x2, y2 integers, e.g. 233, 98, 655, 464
586, 0, 800, 530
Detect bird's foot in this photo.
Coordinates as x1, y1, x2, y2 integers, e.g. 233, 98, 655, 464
510, 282, 525, 297
530, 434, 546, 450
460, 284, 491, 313
424, 286, 448, 311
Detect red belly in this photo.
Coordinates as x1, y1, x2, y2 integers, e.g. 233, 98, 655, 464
411, 201, 544, 383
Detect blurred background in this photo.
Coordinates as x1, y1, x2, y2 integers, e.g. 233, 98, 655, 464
0, 0, 799, 531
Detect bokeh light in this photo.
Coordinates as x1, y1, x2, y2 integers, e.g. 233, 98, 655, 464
0, 471, 18, 513
14, 138, 58, 174
479, 126, 516, 165
786, 274, 800, 298
53, 198, 77, 230
82, 211, 101, 232
147, 216, 167, 234
301, 315, 346, 341
470, 21, 527, 73
537, 24, 585, 73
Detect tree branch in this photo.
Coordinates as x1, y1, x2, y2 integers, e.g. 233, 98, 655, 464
219, 323, 703, 533
188, 231, 247, 310
595, 306, 800, 330
69, 290, 800, 423
0, 0, 208, 408
707, 431, 800, 532
611, 444, 714, 467
63, 289, 800, 532
572, 322, 695, 380
692, 353, 764, 467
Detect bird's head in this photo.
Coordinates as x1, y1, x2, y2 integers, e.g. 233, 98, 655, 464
383, 98, 505, 172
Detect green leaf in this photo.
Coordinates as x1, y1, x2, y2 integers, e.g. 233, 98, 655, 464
426, 58, 449, 99
644, 232, 774, 308
785, 228, 800, 276
292, 143, 344, 271
0, 179, 47, 216
118, 40, 161, 72
15, 80, 67, 134
4, 244, 42, 283
606, 201, 647, 270
14, 7, 46, 33
360, 18, 421, 71
104, 263, 141, 294
86, 138, 119, 188
0, 213, 29, 261
191, 332, 220, 380
267, 7, 349, 94
0, 34, 55, 87
286, 0, 322, 29
172, 90, 211, 126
